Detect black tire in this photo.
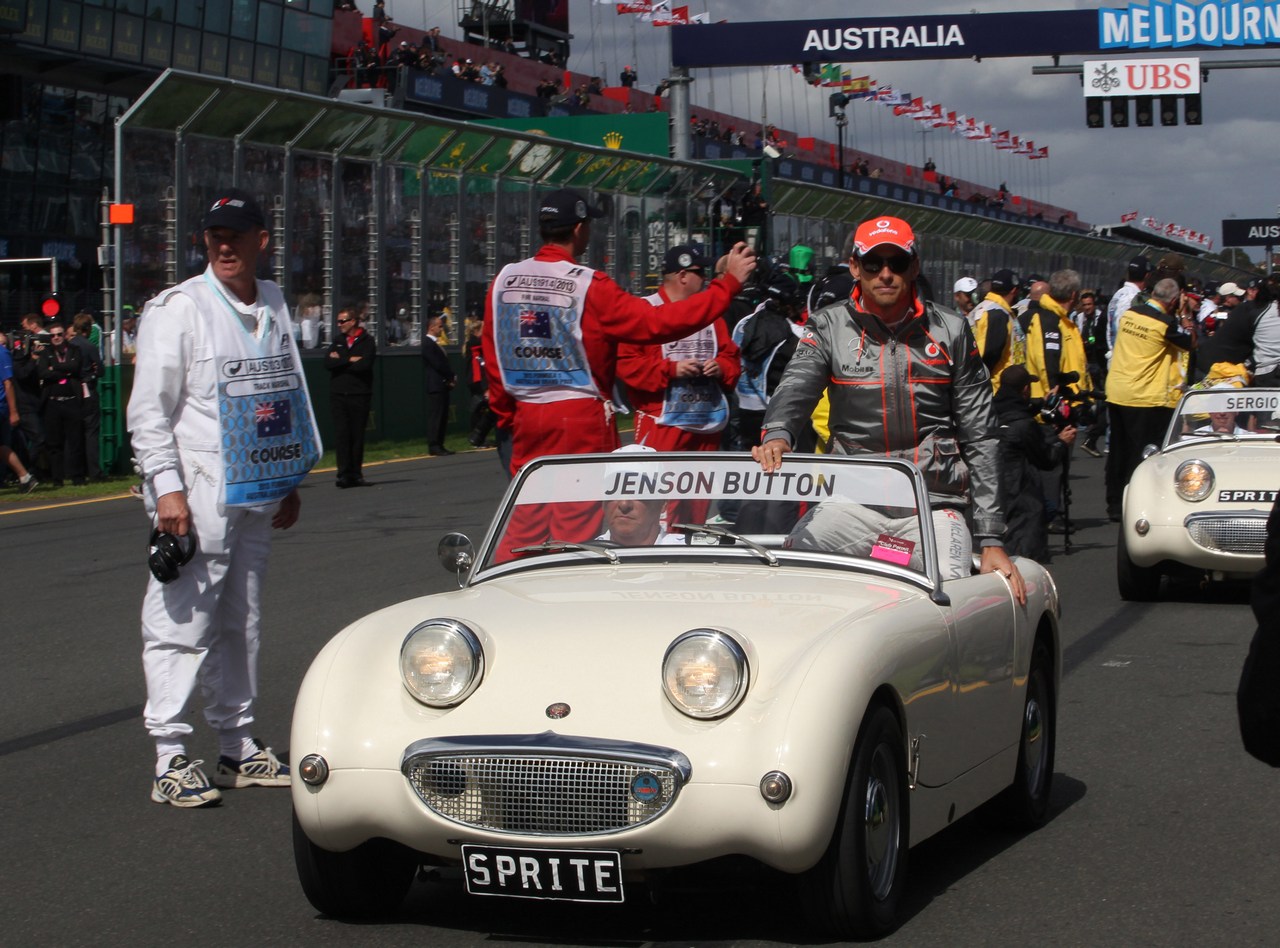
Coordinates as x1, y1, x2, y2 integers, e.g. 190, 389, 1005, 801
801, 704, 910, 939
292, 809, 417, 918
988, 641, 1056, 828
1117, 526, 1161, 601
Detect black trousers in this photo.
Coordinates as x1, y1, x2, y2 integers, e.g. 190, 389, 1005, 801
469, 393, 495, 445
14, 390, 45, 473
1106, 403, 1173, 514
330, 391, 372, 482
81, 390, 101, 478
425, 390, 451, 448
41, 396, 84, 483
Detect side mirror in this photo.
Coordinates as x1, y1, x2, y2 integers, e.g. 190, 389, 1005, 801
438, 533, 474, 587
1140, 443, 1160, 461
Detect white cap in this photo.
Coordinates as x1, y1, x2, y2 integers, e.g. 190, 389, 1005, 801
1219, 281, 1245, 297
954, 277, 978, 294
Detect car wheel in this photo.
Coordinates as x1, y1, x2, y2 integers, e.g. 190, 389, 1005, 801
292, 808, 417, 917
987, 641, 1056, 828
801, 704, 909, 939
1117, 526, 1161, 601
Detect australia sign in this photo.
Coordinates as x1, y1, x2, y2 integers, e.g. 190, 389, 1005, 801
1222, 218, 1280, 247
670, 3, 1280, 68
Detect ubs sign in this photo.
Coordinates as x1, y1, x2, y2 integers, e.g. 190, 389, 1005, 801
1083, 58, 1200, 96
1222, 218, 1280, 247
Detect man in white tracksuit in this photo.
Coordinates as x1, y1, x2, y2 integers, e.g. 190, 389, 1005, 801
128, 188, 321, 808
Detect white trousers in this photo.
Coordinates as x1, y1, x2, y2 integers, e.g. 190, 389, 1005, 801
140, 503, 272, 746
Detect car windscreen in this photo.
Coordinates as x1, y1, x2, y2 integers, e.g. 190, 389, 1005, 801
481, 453, 929, 576
1168, 388, 1280, 444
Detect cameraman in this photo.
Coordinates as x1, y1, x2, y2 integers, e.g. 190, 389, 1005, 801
995, 365, 1075, 562
1024, 269, 1093, 531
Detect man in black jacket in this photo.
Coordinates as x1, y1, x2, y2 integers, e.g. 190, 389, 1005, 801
36, 321, 87, 486
421, 313, 456, 455
325, 305, 377, 487
993, 365, 1075, 562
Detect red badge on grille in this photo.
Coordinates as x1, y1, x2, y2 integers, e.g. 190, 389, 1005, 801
545, 703, 571, 719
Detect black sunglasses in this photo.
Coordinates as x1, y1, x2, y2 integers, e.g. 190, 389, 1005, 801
858, 252, 914, 275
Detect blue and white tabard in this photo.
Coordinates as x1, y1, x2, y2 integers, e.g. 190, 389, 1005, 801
492, 259, 598, 401
654, 324, 728, 433
203, 274, 321, 507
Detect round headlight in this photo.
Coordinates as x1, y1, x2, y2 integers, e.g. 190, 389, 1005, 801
400, 619, 484, 707
1174, 459, 1214, 502
662, 629, 749, 719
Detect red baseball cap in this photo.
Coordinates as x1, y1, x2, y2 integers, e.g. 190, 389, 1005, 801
853, 216, 916, 257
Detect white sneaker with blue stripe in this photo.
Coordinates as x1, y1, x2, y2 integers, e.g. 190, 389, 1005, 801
213, 739, 291, 788
151, 755, 223, 808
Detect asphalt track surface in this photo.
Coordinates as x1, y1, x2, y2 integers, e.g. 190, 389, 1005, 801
2, 447, 1276, 946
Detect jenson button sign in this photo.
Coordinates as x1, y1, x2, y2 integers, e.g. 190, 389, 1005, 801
670, 3, 1280, 68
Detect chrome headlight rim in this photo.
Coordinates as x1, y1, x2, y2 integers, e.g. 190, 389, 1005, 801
1174, 458, 1215, 502
400, 618, 484, 708
662, 628, 750, 720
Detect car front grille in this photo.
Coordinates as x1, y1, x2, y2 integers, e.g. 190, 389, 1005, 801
1185, 514, 1269, 555
402, 736, 689, 836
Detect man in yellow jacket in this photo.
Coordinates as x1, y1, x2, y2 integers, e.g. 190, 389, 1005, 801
972, 269, 1024, 391
1024, 269, 1094, 402
1023, 269, 1092, 530
1105, 277, 1194, 520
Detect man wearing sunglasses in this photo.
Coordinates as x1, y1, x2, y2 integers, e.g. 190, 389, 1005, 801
752, 216, 1024, 603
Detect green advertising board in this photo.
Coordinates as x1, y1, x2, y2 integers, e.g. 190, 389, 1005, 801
477, 112, 670, 158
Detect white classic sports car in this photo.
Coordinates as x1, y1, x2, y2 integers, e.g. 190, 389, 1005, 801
1118, 387, 1280, 600
291, 452, 1061, 938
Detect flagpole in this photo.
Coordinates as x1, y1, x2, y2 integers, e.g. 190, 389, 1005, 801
757, 66, 764, 133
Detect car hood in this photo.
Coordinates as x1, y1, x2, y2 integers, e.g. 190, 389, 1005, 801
298, 562, 939, 775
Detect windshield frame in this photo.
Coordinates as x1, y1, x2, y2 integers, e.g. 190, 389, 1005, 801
1163, 388, 1280, 448
466, 452, 947, 600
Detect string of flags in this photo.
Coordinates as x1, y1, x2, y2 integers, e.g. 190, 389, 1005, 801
788, 60, 1054, 162
1119, 210, 1212, 248
864, 81, 1049, 160
608, 2, 711, 25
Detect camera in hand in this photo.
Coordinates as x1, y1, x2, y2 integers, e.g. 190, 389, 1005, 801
148, 527, 198, 584
1030, 371, 1102, 430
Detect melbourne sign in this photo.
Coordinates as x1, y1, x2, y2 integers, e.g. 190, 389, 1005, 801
670, 3, 1280, 67
1099, 2, 1280, 49
1083, 58, 1201, 96
1222, 218, 1280, 247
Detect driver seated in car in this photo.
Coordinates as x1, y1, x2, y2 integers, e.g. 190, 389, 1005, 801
1192, 409, 1250, 437
784, 502, 926, 572
595, 444, 684, 546
597, 496, 685, 546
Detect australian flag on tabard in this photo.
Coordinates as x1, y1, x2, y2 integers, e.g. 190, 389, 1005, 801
255, 399, 292, 438
519, 308, 552, 339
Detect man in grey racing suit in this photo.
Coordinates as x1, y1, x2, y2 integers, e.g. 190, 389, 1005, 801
753, 215, 1025, 603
